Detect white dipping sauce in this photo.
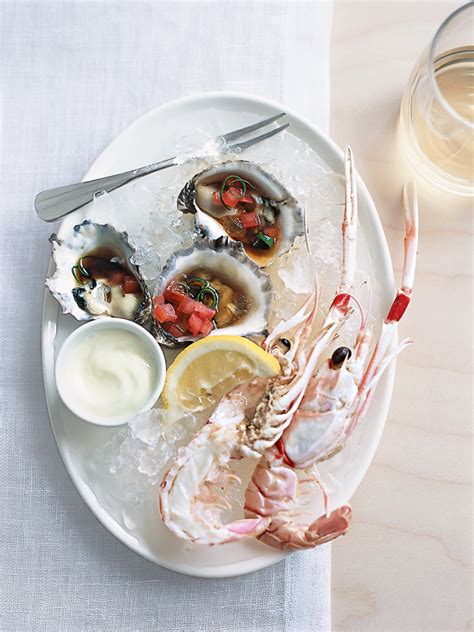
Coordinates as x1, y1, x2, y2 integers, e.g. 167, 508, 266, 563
59, 329, 157, 422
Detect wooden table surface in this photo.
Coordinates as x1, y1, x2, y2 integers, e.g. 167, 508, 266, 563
330, 2, 473, 630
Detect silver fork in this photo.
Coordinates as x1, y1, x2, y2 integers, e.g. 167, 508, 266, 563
35, 113, 289, 222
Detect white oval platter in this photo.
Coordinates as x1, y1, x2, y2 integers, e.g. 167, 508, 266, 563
42, 92, 396, 578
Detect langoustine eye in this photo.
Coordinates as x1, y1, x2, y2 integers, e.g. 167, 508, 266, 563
331, 346, 352, 368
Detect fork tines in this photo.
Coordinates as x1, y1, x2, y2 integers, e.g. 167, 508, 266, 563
218, 112, 289, 152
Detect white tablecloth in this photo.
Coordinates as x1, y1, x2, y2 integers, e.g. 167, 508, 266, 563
0, 2, 333, 630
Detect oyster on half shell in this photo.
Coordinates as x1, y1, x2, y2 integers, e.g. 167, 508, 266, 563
46, 221, 151, 324
177, 161, 304, 267
153, 238, 273, 347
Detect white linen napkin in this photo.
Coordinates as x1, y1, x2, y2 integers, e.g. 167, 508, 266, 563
0, 1, 332, 630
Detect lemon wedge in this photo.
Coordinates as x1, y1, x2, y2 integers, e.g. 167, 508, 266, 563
162, 335, 281, 414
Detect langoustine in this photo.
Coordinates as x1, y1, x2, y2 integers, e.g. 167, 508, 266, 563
244, 164, 419, 550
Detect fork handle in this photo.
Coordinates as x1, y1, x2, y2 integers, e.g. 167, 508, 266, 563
35, 156, 177, 222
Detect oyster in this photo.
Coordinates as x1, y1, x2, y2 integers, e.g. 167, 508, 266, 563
153, 238, 273, 347
178, 161, 304, 266
46, 220, 151, 324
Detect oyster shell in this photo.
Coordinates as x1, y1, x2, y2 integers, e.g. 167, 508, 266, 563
153, 238, 273, 347
177, 160, 304, 267
46, 220, 151, 324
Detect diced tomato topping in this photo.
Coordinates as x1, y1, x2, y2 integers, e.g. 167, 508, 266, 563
109, 270, 124, 286
193, 301, 216, 320
123, 275, 141, 294
239, 193, 254, 204
239, 211, 260, 229
163, 282, 185, 305
212, 191, 223, 205
263, 225, 279, 239
219, 180, 254, 208
164, 323, 184, 338
187, 312, 204, 337
153, 302, 177, 323
156, 282, 217, 337
177, 294, 196, 315
174, 310, 189, 325
199, 319, 213, 336
222, 187, 242, 208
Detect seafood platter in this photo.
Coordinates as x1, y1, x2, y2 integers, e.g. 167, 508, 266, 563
42, 94, 418, 577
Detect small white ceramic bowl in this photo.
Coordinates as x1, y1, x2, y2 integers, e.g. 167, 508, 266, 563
55, 318, 166, 427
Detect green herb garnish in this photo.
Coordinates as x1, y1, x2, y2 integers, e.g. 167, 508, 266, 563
187, 276, 209, 290
175, 281, 191, 294
196, 286, 219, 309
71, 264, 91, 284
255, 232, 275, 249
219, 175, 255, 209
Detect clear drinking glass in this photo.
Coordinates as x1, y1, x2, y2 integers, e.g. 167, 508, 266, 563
399, 2, 474, 196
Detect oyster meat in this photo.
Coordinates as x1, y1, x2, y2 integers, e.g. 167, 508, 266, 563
153, 238, 273, 347
178, 160, 304, 266
46, 221, 151, 324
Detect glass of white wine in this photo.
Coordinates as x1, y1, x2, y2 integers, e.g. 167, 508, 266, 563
400, 2, 474, 196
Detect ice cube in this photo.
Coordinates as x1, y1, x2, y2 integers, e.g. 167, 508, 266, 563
310, 216, 340, 266
129, 408, 164, 447
90, 190, 117, 225
278, 250, 316, 295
